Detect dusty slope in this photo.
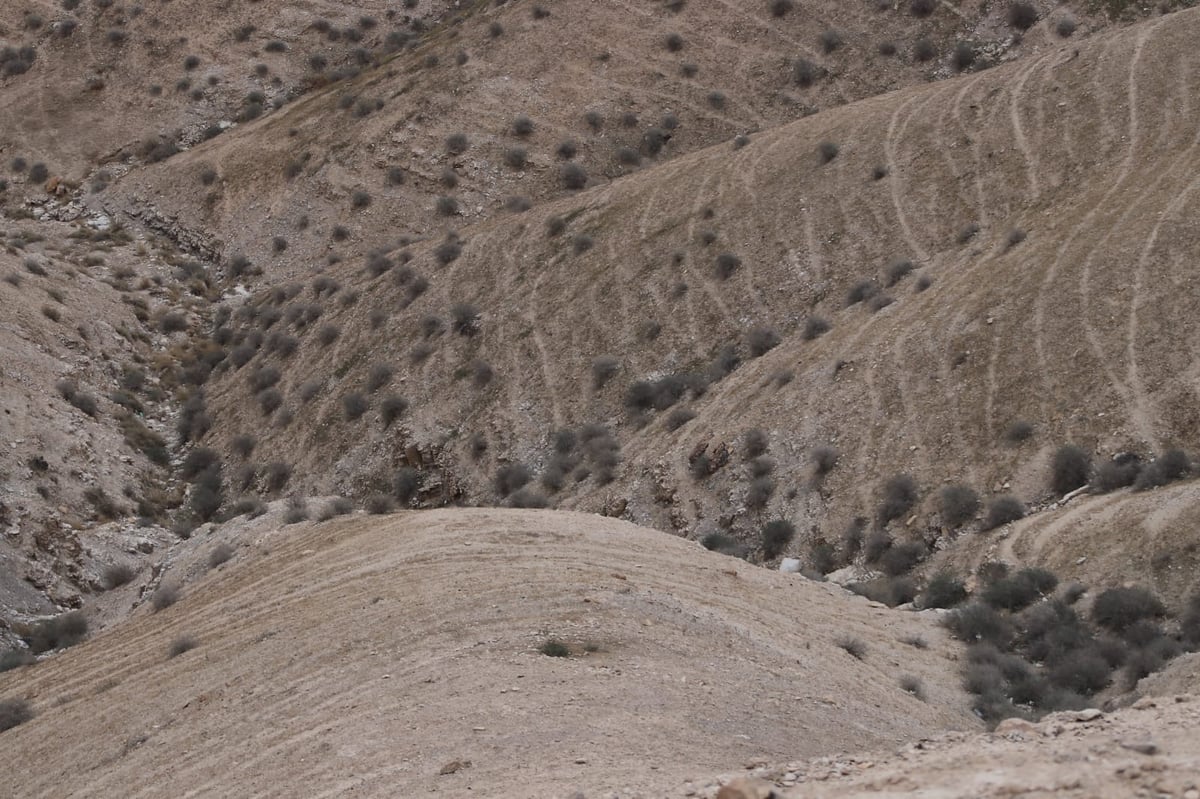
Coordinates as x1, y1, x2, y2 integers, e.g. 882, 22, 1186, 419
938, 480, 1200, 614
695, 695, 1200, 798
0, 508, 976, 797
0, 215, 197, 618
192, 7, 1200, 592
103, 0, 1099, 276
0, 0, 440, 176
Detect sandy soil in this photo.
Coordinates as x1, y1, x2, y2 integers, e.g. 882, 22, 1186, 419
0, 508, 976, 797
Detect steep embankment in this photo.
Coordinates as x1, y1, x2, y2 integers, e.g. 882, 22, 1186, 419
193, 8, 1200, 593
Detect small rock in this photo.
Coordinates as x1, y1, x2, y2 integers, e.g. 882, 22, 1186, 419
1132, 697, 1157, 710
1118, 741, 1159, 756
994, 717, 1040, 736
717, 777, 777, 799
438, 759, 470, 775
1074, 708, 1103, 722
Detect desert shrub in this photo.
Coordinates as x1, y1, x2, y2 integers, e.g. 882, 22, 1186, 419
342, 393, 368, 421
913, 38, 936, 62
868, 294, 894, 313
878, 41, 897, 56
940, 484, 979, 528
818, 28, 843, 53
508, 488, 548, 508
167, 635, 199, 659
952, 41, 976, 71
846, 279, 879, 306
25, 612, 88, 653
747, 326, 781, 357
317, 497, 355, 521
802, 316, 830, 341
984, 495, 1026, 530
450, 303, 481, 336
265, 461, 291, 492
643, 128, 668, 156
540, 639, 570, 657
885, 259, 914, 287
0, 698, 33, 732
1181, 594, 1200, 648
56, 379, 100, 417
863, 529, 891, 563
0, 649, 34, 673
365, 494, 394, 514
701, 532, 741, 555
511, 114, 535, 136
746, 477, 775, 511
1092, 587, 1165, 633
793, 57, 820, 87
1004, 420, 1034, 443
283, 496, 309, 524
102, 563, 136, 590
839, 517, 866, 561
818, 141, 839, 163
810, 445, 839, 478
910, 0, 936, 16
1051, 445, 1091, 494
445, 133, 469, 155
393, 468, 422, 505
257, 388, 283, 416
1048, 648, 1112, 695
945, 603, 1013, 647
836, 636, 866, 660
877, 474, 918, 527
591, 356, 619, 390
922, 572, 968, 609
1056, 15, 1077, 37
180, 448, 220, 480
879, 540, 927, 576
983, 568, 1057, 612
1094, 456, 1142, 492
770, 0, 794, 17
760, 519, 795, 559
151, 583, 180, 611
664, 408, 696, 431
190, 463, 224, 521
1134, 449, 1190, 490
1008, 2, 1038, 30
495, 463, 532, 496
561, 162, 588, 190
714, 252, 741, 280
899, 675, 925, 700
808, 540, 838, 574
380, 396, 409, 428
366, 364, 393, 394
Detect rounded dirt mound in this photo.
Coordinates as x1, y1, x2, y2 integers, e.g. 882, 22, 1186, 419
0, 508, 974, 797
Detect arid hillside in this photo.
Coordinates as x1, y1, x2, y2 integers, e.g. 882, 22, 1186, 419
0, 509, 976, 797
184, 5, 1200, 603
101, 0, 1099, 275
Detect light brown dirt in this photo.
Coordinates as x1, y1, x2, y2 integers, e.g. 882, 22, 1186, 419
180, 6, 1200, 607
0, 508, 977, 797
692, 696, 1200, 798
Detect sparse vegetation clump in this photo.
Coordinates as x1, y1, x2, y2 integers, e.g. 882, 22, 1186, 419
1051, 445, 1091, 495
0, 698, 33, 732
760, 519, 795, 559
24, 611, 88, 653
877, 474, 918, 527
983, 495, 1026, 530
921, 572, 968, 609
539, 639, 570, 657
940, 484, 979, 528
